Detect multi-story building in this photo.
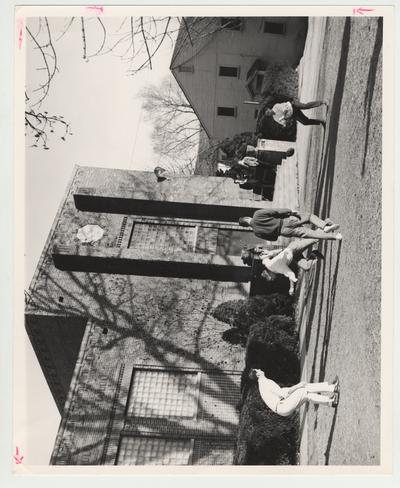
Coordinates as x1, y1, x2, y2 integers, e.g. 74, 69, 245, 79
25, 166, 296, 465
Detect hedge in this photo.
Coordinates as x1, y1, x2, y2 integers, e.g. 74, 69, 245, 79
234, 314, 300, 465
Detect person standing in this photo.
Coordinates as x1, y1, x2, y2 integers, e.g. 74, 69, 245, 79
238, 208, 342, 241
265, 100, 328, 127
249, 369, 339, 417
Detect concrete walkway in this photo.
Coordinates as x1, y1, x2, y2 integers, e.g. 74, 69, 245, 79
295, 17, 328, 464
296, 17, 328, 205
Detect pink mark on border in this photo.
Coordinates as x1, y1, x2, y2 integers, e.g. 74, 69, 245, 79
17, 19, 24, 49
352, 7, 375, 15
13, 446, 24, 464
86, 5, 104, 14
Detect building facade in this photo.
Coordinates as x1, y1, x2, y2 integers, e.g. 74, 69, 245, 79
26, 166, 296, 465
170, 17, 308, 141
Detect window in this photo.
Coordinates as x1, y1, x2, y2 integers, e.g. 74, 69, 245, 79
220, 17, 242, 31
127, 369, 200, 418
254, 109, 259, 119
218, 66, 239, 78
217, 106, 236, 117
263, 21, 286, 35
217, 229, 265, 256
178, 65, 194, 73
118, 367, 242, 465
117, 437, 193, 465
129, 222, 196, 252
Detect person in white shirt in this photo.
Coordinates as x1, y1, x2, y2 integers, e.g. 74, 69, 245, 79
260, 239, 320, 295
241, 238, 325, 295
265, 100, 328, 128
249, 369, 339, 416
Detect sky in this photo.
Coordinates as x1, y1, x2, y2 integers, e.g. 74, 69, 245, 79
19, 16, 180, 465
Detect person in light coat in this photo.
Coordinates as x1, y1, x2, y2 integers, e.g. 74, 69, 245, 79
249, 369, 339, 416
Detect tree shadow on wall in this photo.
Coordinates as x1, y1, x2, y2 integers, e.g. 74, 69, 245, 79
25, 238, 251, 464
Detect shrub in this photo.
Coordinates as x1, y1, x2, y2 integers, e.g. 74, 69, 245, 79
221, 327, 247, 346
241, 316, 300, 391
219, 132, 258, 159
212, 293, 293, 331
234, 385, 298, 465
234, 314, 300, 465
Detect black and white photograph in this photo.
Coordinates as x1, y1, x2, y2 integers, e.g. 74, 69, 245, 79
10, 3, 395, 473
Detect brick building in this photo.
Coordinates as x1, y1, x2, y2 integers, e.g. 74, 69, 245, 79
25, 166, 296, 465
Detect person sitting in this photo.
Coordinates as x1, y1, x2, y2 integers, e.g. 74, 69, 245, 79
241, 239, 323, 295
248, 369, 339, 417
238, 208, 342, 242
238, 155, 260, 168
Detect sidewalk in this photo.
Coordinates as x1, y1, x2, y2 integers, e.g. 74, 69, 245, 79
296, 17, 327, 207
294, 17, 328, 465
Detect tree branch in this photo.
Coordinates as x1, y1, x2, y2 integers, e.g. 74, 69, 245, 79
81, 17, 87, 60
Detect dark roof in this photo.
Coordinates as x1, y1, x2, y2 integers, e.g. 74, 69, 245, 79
170, 17, 220, 69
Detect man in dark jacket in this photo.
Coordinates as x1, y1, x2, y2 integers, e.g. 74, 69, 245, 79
238, 208, 342, 241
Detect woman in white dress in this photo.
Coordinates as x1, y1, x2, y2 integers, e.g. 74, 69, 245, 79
249, 369, 339, 417
241, 238, 328, 295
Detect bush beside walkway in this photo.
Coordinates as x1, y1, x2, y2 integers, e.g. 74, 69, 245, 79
212, 294, 300, 465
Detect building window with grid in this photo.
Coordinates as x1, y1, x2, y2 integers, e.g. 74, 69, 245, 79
127, 221, 260, 256
127, 369, 200, 418
119, 367, 242, 465
220, 17, 242, 31
217, 106, 237, 117
218, 66, 240, 78
129, 222, 197, 252
263, 21, 286, 35
117, 436, 194, 465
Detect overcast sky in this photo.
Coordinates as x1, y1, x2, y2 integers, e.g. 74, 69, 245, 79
19, 16, 179, 464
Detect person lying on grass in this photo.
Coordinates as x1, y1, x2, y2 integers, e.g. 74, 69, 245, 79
241, 239, 324, 295
248, 368, 339, 417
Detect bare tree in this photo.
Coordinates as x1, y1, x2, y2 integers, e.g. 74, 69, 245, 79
25, 16, 238, 150
140, 76, 202, 174
25, 16, 182, 149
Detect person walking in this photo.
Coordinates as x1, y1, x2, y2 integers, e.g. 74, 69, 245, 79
249, 369, 340, 417
238, 208, 342, 241
265, 99, 328, 128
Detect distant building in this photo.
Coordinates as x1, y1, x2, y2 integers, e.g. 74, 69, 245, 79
26, 166, 297, 466
170, 17, 308, 141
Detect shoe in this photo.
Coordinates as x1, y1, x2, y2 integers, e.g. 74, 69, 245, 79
332, 391, 340, 408
309, 250, 325, 260
324, 223, 340, 233
324, 217, 334, 225
330, 375, 340, 393
335, 233, 343, 241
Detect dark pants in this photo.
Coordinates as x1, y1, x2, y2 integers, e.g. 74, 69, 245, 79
292, 100, 325, 126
